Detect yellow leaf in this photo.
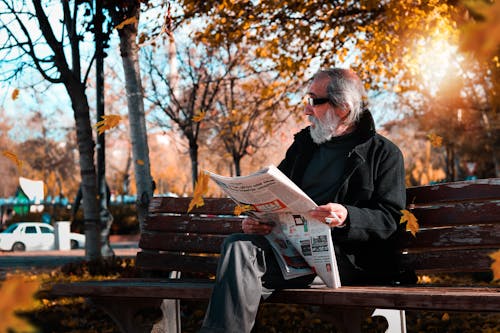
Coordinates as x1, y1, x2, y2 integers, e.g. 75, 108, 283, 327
188, 171, 210, 212
234, 204, 254, 216
441, 313, 450, 321
115, 16, 138, 30
427, 133, 443, 147
400, 209, 419, 237
0, 274, 39, 333
95, 114, 122, 135
192, 111, 206, 122
11, 88, 19, 100
489, 249, 500, 281
2, 151, 22, 172
136, 159, 144, 165
460, 1, 500, 60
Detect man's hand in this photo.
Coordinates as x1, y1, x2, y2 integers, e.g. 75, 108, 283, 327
309, 203, 348, 228
242, 217, 273, 235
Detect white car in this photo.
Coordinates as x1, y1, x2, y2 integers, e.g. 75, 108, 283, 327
0, 222, 86, 251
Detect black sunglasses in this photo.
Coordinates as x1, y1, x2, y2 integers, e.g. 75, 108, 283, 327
306, 97, 330, 107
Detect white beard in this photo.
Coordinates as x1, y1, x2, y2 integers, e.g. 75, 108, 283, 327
309, 111, 340, 144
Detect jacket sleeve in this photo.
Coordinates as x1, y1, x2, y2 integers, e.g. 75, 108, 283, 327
335, 140, 406, 243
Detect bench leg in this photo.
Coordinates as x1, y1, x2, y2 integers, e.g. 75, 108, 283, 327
90, 298, 162, 333
371, 308, 407, 333
151, 299, 181, 333
151, 272, 182, 333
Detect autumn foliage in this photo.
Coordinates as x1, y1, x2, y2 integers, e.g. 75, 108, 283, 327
0, 274, 40, 333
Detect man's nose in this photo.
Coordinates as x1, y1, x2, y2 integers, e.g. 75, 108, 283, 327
304, 104, 314, 116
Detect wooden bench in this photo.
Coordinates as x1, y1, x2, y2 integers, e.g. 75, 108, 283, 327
49, 178, 500, 333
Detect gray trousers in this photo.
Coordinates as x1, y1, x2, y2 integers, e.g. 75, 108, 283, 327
199, 233, 315, 333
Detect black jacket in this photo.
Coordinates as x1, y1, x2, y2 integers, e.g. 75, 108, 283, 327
278, 111, 413, 285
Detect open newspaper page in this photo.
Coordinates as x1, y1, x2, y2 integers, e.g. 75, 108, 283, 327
206, 165, 341, 288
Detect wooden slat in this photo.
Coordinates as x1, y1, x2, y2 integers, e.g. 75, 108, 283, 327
49, 280, 500, 312
149, 197, 237, 215
313, 286, 500, 312
139, 231, 226, 253
401, 247, 497, 274
411, 202, 500, 228
406, 178, 500, 205
399, 224, 500, 250
136, 252, 218, 274
144, 215, 243, 234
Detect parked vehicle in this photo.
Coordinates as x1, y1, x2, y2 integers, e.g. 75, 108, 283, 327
0, 222, 85, 251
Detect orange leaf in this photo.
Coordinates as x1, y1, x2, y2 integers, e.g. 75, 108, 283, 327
136, 159, 145, 165
489, 249, 500, 281
427, 133, 443, 148
192, 111, 206, 122
95, 114, 122, 135
11, 88, 19, 100
2, 151, 22, 172
234, 204, 254, 216
188, 171, 210, 212
400, 209, 419, 237
0, 274, 39, 333
115, 16, 138, 30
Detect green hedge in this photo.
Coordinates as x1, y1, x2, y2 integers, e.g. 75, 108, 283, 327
4, 203, 139, 235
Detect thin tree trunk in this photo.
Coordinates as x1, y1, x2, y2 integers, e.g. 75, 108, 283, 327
234, 155, 242, 176
189, 140, 199, 189
117, 3, 152, 231
67, 82, 101, 260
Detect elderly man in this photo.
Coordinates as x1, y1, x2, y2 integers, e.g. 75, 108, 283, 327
200, 68, 413, 333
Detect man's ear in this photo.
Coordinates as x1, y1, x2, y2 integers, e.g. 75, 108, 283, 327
335, 107, 350, 120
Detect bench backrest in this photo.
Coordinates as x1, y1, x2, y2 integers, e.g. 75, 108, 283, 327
136, 178, 500, 277
402, 178, 500, 274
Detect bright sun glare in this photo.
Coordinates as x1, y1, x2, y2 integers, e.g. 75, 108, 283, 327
413, 36, 461, 94
417, 40, 457, 88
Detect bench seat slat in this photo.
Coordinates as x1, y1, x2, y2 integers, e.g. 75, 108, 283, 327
136, 251, 218, 274
144, 216, 243, 234
48, 280, 500, 312
406, 179, 500, 204
139, 232, 225, 253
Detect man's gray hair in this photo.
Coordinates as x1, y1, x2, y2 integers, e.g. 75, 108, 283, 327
313, 68, 367, 125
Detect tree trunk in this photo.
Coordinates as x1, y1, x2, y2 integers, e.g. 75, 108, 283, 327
66, 80, 101, 260
234, 154, 242, 177
189, 140, 199, 189
117, 3, 153, 231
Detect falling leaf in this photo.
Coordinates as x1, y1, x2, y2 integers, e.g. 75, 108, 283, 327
441, 313, 450, 321
136, 159, 144, 165
115, 16, 138, 30
95, 115, 122, 135
11, 88, 19, 100
460, 1, 500, 60
192, 111, 206, 122
188, 171, 210, 212
2, 150, 23, 172
427, 133, 443, 147
400, 209, 419, 237
489, 249, 500, 281
0, 274, 39, 333
234, 204, 254, 216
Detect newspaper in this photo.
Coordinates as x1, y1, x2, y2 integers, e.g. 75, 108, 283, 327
206, 165, 341, 288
